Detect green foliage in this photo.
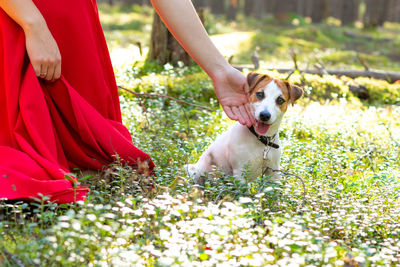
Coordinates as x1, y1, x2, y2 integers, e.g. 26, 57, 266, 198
354, 77, 400, 105
289, 73, 352, 101
2, 64, 400, 266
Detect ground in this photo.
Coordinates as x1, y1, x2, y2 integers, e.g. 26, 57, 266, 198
1, 4, 400, 266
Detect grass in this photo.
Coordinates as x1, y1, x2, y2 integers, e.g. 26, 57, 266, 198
1, 4, 400, 266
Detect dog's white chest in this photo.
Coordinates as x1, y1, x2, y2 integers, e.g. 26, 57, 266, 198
238, 141, 280, 179
227, 124, 281, 179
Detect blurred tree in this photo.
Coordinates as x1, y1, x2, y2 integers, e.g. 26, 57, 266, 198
148, 12, 192, 66
209, 0, 225, 15
295, 0, 305, 17
123, 0, 143, 4
341, 0, 359, 25
249, 0, 267, 18
394, 0, 400, 22
264, 0, 275, 16
227, 0, 239, 20
311, 0, 329, 23
193, 0, 207, 9
329, 0, 342, 19
244, 0, 255, 16
387, 0, 397, 21
298, 0, 313, 17
273, 0, 296, 21
364, 0, 391, 27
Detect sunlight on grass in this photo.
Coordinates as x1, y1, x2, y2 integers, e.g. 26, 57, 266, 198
210, 31, 254, 58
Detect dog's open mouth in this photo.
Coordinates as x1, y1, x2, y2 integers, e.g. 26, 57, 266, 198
255, 120, 270, 135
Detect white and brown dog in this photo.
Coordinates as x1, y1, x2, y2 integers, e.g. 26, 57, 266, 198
185, 72, 303, 185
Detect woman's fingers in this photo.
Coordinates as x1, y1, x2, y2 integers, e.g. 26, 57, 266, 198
32, 63, 41, 77
223, 104, 254, 127
245, 103, 255, 125
232, 106, 246, 125
224, 104, 254, 127
45, 63, 56, 81
223, 106, 237, 121
53, 59, 61, 80
36, 57, 61, 82
39, 64, 48, 79
238, 105, 252, 127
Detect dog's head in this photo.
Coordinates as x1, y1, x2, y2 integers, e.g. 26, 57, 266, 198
247, 72, 303, 135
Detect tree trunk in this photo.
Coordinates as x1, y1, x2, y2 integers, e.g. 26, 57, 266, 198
209, 0, 225, 15
264, 0, 276, 15
244, 0, 256, 16
387, 0, 397, 21
364, 0, 390, 27
376, 0, 391, 26
193, 0, 207, 9
298, 0, 313, 17
341, 0, 359, 25
148, 12, 192, 66
227, 0, 238, 20
330, 0, 342, 19
396, 0, 400, 22
295, 0, 306, 17
274, 0, 296, 18
311, 0, 329, 23
124, 0, 142, 4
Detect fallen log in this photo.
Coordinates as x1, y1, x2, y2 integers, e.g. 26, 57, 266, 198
343, 31, 392, 43
233, 65, 400, 82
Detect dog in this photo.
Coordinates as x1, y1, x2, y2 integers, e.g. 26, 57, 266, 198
185, 72, 303, 185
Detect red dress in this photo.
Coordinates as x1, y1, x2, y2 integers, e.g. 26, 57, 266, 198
0, 0, 154, 203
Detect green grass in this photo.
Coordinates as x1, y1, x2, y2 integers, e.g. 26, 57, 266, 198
1, 5, 400, 266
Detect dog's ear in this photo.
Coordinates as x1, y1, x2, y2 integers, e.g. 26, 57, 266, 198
289, 84, 303, 106
284, 81, 303, 105
247, 72, 269, 93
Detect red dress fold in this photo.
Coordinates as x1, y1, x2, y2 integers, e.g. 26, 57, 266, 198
0, 0, 154, 203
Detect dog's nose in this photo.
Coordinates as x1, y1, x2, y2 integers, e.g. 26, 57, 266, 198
259, 111, 271, 122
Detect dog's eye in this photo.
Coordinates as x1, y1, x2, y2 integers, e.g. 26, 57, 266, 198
276, 96, 285, 105
256, 91, 264, 100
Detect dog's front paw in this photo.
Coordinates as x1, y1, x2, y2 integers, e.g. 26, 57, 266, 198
184, 164, 197, 177
269, 172, 282, 185
184, 164, 206, 186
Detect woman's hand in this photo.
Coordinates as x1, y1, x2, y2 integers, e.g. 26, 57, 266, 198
24, 22, 61, 82
0, 0, 62, 81
150, 0, 254, 127
211, 66, 254, 127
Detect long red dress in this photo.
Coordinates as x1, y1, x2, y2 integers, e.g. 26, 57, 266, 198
0, 0, 154, 203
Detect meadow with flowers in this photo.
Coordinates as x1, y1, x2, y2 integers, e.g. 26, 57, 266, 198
1, 4, 400, 266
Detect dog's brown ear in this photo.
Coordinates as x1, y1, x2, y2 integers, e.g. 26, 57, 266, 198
284, 81, 303, 105
247, 72, 269, 93
289, 84, 303, 106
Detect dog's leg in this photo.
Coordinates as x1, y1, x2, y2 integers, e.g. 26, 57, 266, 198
184, 163, 205, 185
264, 163, 281, 183
185, 152, 216, 186
232, 168, 246, 184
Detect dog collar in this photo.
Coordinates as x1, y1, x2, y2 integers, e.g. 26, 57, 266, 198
248, 126, 279, 149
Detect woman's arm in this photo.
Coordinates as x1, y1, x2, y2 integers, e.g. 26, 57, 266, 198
150, 0, 254, 126
0, 0, 61, 81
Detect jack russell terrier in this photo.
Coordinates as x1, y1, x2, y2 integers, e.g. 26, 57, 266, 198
185, 72, 303, 185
